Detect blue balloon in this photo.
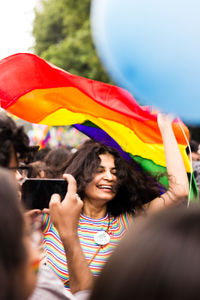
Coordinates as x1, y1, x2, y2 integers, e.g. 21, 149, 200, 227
91, 0, 200, 124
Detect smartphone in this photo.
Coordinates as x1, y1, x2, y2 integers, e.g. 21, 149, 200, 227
21, 178, 68, 210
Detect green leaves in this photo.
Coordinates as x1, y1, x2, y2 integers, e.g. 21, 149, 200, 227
33, 0, 111, 82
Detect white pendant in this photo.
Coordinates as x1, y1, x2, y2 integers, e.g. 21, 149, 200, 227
94, 231, 110, 245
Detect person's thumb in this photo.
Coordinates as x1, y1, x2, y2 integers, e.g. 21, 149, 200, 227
49, 193, 61, 208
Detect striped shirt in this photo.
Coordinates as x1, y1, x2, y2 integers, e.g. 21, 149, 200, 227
42, 212, 134, 289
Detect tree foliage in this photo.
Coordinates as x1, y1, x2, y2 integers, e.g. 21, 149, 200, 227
33, 0, 111, 83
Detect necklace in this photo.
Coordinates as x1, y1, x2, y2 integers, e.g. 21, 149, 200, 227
86, 215, 111, 266
64, 215, 111, 286
94, 215, 111, 246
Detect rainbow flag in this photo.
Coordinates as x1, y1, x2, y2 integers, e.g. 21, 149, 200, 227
0, 53, 197, 199
39, 125, 51, 149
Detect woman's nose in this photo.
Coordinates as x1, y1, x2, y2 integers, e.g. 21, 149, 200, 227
104, 170, 114, 180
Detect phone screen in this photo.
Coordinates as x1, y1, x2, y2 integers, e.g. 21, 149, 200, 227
21, 178, 68, 210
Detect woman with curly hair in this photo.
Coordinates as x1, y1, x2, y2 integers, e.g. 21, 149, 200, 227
42, 114, 189, 292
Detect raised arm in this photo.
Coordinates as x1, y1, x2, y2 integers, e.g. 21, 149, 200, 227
49, 174, 93, 294
145, 114, 189, 212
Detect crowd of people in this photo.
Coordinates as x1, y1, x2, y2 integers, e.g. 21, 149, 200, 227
0, 110, 199, 300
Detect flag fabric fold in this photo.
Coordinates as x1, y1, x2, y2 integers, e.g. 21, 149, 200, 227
0, 53, 197, 198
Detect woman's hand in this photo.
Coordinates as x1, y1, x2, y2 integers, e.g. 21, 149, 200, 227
157, 113, 174, 131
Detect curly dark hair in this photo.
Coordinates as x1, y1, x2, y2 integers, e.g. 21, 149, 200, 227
0, 112, 38, 167
62, 140, 165, 217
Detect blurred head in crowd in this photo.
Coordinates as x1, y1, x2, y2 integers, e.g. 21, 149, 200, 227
188, 139, 200, 161
0, 168, 39, 300
44, 146, 71, 168
33, 146, 51, 162
90, 204, 200, 300
41, 146, 72, 178
27, 160, 54, 178
0, 112, 38, 168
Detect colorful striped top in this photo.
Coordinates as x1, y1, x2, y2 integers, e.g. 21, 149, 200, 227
42, 212, 134, 289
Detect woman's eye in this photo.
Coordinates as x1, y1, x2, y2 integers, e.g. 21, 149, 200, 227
111, 170, 117, 175
96, 168, 104, 173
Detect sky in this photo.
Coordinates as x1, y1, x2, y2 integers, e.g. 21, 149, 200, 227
0, 0, 36, 60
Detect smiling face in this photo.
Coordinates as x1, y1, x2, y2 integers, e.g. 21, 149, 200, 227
84, 153, 118, 205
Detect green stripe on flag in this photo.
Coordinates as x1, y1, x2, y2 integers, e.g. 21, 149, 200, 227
131, 155, 199, 202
